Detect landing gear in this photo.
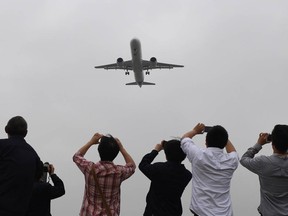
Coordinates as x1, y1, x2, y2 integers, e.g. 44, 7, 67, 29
146, 71, 150, 75
125, 71, 129, 75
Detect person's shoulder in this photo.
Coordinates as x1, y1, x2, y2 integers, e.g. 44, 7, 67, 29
0, 138, 9, 146
180, 164, 192, 175
0, 138, 13, 144
0, 138, 19, 151
227, 151, 239, 158
116, 162, 136, 171
23, 142, 40, 156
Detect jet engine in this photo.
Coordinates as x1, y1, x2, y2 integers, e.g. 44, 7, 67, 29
117, 57, 124, 66
150, 57, 157, 67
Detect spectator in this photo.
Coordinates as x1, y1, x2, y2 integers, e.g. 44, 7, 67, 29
181, 123, 239, 216
0, 116, 42, 216
73, 133, 136, 216
240, 124, 288, 216
139, 139, 192, 216
27, 162, 65, 216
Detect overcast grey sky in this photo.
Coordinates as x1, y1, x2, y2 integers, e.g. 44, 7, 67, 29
1, 1, 288, 215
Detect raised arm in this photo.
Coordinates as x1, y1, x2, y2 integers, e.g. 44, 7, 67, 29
225, 140, 236, 153
116, 138, 136, 169
77, 133, 103, 156
240, 133, 269, 173
138, 142, 163, 179
48, 164, 65, 199
182, 123, 205, 139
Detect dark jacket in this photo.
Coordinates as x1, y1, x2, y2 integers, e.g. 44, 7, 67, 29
139, 150, 192, 216
27, 174, 65, 216
0, 136, 41, 216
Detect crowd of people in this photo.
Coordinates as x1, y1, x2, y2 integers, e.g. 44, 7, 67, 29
1, 116, 288, 216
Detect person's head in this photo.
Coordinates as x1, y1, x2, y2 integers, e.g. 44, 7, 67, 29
271, 124, 288, 153
206, 125, 228, 149
163, 139, 186, 163
98, 134, 120, 161
5, 116, 28, 137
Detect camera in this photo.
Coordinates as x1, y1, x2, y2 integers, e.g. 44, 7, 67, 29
43, 162, 50, 172
204, 126, 213, 133
267, 134, 272, 142
40, 162, 50, 183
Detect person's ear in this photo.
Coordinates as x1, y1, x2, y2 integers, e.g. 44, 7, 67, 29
5, 125, 10, 134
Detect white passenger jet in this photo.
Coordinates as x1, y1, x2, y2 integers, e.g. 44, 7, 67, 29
94, 38, 184, 87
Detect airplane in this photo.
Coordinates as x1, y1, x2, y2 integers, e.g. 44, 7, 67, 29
94, 38, 184, 87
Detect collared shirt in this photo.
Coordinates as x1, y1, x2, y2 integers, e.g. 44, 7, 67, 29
139, 150, 192, 216
181, 138, 239, 216
240, 144, 288, 216
73, 152, 135, 216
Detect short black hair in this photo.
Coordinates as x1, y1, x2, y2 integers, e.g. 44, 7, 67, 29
5, 116, 28, 137
272, 124, 288, 153
98, 135, 120, 161
206, 125, 228, 149
163, 139, 186, 163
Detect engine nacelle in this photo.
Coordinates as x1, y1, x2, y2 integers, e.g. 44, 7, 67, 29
150, 57, 157, 67
117, 57, 124, 66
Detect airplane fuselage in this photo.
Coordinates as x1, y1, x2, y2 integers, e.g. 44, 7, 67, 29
94, 38, 184, 87
130, 39, 144, 87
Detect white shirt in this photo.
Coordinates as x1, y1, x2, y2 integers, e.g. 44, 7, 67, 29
181, 138, 239, 216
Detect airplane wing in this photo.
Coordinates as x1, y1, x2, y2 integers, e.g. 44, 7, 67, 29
94, 60, 133, 70
142, 60, 184, 70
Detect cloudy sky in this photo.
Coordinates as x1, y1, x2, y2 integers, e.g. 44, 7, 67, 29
1, 1, 288, 215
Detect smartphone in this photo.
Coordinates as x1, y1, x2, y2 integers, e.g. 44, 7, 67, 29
204, 126, 213, 133
267, 134, 272, 142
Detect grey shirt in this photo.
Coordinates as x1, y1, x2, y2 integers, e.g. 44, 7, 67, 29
240, 144, 288, 216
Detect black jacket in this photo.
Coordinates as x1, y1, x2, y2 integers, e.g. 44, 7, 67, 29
0, 136, 41, 216
139, 150, 192, 216
27, 174, 65, 216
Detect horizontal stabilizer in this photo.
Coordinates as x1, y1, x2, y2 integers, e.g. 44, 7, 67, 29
142, 82, 155, 85
125, 82, 138, 85
125, 82, 155, 86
